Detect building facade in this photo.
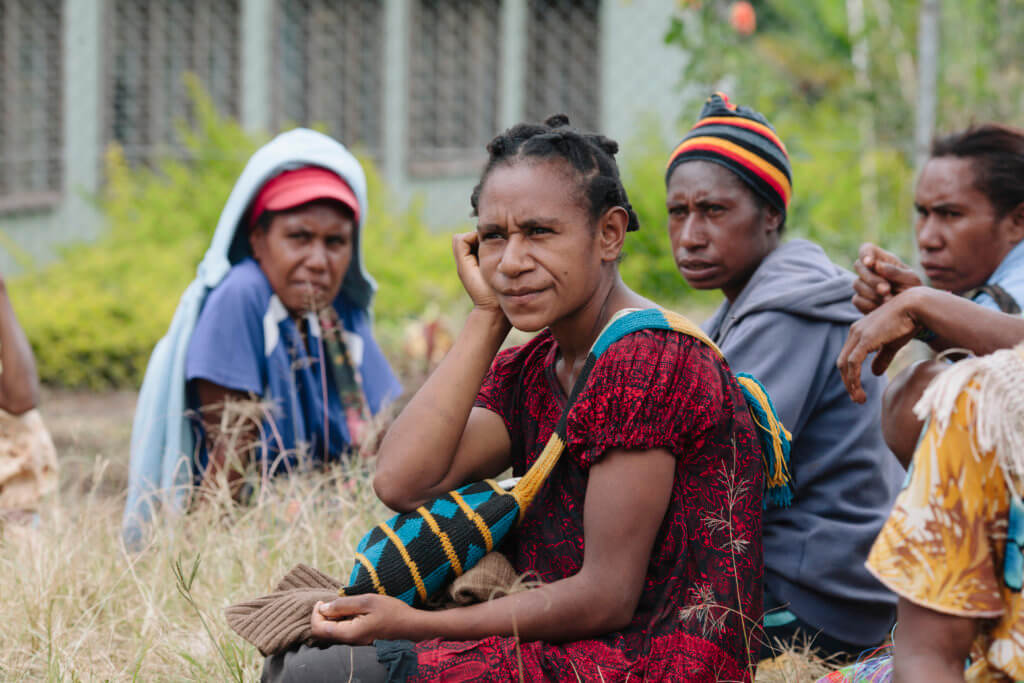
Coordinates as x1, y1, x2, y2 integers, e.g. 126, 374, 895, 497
0, 0, 685, 272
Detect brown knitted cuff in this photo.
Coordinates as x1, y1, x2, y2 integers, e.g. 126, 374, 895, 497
225, 564, 343, 656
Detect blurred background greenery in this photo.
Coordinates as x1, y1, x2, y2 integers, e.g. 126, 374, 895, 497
667, 0, 1024, 266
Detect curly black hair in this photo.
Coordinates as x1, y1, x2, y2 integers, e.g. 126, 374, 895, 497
931, 123, 1024, 219
470, 114, 640, 231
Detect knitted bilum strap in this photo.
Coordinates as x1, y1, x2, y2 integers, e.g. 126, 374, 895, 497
340, 308, 794, 608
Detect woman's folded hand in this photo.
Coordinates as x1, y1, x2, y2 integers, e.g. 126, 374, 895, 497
311, 595, 419, 646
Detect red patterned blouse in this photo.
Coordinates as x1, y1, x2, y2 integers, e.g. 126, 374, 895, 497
412, 328, 764, 682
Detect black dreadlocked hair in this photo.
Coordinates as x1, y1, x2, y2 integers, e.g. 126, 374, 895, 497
470, 114, 640, 232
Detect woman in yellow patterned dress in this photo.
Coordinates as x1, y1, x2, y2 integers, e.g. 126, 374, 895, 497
824, 343, 1024, 681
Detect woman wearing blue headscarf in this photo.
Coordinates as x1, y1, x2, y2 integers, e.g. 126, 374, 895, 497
123, 130, 401, 546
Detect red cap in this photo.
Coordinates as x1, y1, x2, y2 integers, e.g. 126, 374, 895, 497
248, 167, 360, 227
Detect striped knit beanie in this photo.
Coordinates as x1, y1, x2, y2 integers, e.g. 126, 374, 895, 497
666, 93, 792, 217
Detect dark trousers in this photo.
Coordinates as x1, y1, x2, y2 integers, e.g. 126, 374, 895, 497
262, 640, 417, 683
262, 644, 388, 683
760, 589, 883, 662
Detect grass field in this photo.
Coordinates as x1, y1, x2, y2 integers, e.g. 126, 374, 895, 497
0, 387, 833, 682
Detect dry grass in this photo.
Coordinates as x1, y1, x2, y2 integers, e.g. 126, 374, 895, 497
757, 648, 836, 683
0, 447, 392, 681
0, 387, 834, 681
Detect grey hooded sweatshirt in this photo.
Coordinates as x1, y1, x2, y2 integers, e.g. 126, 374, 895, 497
703, 239, 904, 647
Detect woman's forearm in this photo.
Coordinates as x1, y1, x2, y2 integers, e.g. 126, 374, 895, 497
398, 448, 674, 643
0, 281, 39, 414
891, 597, 975, 683
374, 308, 510, 509
910, 288, 1024, 355
195, 380, 258, 499
404, 572, 624, 644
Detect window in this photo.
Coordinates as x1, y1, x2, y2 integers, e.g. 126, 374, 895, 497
408, 0, 502, 176
272, 0, 386, 159
525, 0, 601, 132
0, 0, 63, 212
105, 0, 241, 166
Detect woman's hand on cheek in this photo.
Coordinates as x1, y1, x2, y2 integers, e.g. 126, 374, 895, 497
310, 595, 419, 646
453, 232, 504, 317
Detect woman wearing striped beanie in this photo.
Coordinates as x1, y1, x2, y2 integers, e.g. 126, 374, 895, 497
665, 93, 905, 662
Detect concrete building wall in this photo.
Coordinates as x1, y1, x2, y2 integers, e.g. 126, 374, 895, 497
0, 0, 105, 272
0, 0, 688, 270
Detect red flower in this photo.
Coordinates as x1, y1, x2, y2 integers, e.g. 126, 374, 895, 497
729, 1, 756, 35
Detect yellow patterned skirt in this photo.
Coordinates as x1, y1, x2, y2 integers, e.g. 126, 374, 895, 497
0, 409, 57, 511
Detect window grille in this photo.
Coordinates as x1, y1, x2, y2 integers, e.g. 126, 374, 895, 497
271, 0, 385, 159
408, 0, 502, 176
525, 0, 601, 133
0, 0, 63, 212
104, 0, 241, 167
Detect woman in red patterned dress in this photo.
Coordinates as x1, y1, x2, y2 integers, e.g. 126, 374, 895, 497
263, 116, 764, 682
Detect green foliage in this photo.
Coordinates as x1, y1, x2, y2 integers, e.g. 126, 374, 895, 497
665, 1, 918, 267
9, 76, 463, 389
359, 167, 465, 333
618, 132, 680, 300
664, 0, 1024, 268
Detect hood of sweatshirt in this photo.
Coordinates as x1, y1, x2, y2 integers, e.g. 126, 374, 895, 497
705, 239, 857, 342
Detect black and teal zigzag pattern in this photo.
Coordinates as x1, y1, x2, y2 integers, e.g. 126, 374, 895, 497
343, 480, 520, 606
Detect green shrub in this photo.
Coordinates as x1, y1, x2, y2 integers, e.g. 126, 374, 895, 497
10, 78, 463, 389
359, 168, 466, 333
662, 1, 922, 267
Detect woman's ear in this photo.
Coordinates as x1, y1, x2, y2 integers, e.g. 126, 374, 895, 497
249, 225, 267, 263
1005, 201, 1024, 244
598, 206, 629, 263
764, 205, 783, 235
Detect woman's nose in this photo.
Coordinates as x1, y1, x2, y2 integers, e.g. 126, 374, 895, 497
674, 215, 708, 250
305, 242, 329, 270
916, 216, 943, 252
497, 235, 532, 277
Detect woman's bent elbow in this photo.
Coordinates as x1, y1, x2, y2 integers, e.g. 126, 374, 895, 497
0, 386, 38, 416
603, 602, 638, 634
372, 471, 421, 513
584, 592, 638, 635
